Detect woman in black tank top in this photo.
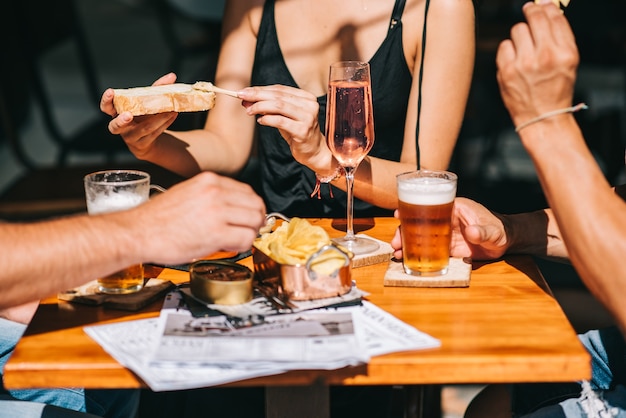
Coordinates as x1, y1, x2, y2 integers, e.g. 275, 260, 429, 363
102, 0, 476, 219
252, 0, 413, 217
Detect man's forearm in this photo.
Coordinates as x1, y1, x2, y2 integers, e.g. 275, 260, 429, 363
0, 214, 138, 309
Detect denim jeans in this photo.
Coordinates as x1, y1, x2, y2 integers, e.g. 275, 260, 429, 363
0, 398, 46, 417
1, 318, 139, 418
513, 326, 626, 418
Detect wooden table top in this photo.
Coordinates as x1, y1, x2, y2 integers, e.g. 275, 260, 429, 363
4, 217, 590, 390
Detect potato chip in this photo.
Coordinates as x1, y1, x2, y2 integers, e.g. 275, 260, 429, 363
254, 217, 343, 266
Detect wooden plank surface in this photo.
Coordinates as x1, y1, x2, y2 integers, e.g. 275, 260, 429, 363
4, 217, 590, 389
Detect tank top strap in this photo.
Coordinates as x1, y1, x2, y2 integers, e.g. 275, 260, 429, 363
261, 0, 275, 25
389, 0, 406, 30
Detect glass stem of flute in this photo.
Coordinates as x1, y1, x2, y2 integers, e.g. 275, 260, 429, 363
344, 166, 356, 241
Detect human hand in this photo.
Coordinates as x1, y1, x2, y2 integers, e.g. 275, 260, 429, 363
390, 210, 405, 261
134, 172, 266, 265
449, 198, 511, 260
100, 73, 179, 160
496, 1, 579, 129
238, 85, 332, 169
391, 198, 510, 261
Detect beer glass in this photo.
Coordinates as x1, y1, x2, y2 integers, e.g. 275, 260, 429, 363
396, 170, 457, 276
84, 170, 150, 294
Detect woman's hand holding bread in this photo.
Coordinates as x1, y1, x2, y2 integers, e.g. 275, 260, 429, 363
101, 73, 180, 161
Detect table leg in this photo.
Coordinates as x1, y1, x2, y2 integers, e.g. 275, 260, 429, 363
265, 381, 330, 418
404, 384, 442, 418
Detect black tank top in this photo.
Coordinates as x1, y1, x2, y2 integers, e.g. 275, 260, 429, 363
251, 0, 411, 218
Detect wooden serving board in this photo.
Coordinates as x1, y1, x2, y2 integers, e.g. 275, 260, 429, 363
384, 257, 471, 288
58, 278, 175, 311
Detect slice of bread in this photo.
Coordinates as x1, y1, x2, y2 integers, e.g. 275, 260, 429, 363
113, 83, 216, 116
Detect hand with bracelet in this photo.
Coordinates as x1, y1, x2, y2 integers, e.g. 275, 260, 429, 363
461, 3, 626, 417
496, 1, 581, 132
310, 165, 345, 199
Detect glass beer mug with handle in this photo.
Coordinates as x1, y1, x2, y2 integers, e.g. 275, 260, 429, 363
83, 169, 157, 294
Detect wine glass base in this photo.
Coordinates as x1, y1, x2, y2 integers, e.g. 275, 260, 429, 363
332, 236, 380, 255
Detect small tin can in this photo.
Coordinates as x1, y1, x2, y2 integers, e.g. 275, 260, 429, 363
189, 260, 253, 305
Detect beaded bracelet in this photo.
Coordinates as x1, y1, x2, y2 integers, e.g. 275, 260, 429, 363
515, 103, 588, 133
310, 166, 345, 199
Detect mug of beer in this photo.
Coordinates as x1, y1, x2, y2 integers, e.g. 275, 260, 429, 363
84, 170, 151, 294
396, 170, 457, 276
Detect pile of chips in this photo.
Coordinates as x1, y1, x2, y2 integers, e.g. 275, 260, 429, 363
254, 218, 348, 274
254, 218, 330, 265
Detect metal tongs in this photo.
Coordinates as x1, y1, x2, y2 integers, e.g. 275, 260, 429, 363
259, 212, 291, 236
253, 281, 296, 312
255, 212, 295, 311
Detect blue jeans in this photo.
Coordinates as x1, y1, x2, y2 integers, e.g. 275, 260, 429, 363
513, 326, 626, 418
0, 318, 139, 418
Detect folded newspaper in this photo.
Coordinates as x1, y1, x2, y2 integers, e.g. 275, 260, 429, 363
84, 292, 440, 391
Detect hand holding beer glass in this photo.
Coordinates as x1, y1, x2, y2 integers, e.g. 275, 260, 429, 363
396, 170, 457, 276
84, 170, 151, 294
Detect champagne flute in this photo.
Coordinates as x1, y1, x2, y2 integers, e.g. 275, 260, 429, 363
326, 61, 380, 255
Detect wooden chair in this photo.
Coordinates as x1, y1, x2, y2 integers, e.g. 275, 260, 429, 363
0, 83, 184, 221
0, 79, 183, 221
0, 2, 185, 221
7, 0, 132, 168
151, 0, 223, 81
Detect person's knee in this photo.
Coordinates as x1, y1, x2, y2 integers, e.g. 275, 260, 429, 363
464, 384, 511, 418
8, 387, 87, 412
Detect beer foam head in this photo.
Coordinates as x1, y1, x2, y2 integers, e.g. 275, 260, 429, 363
87, 191, 147, 214
397, 176, 456, 205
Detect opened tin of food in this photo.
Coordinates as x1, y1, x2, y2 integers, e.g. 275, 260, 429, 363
189, 260, 253, 305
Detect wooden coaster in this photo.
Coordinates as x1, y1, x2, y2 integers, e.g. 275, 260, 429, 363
352, 235, 394, 268
58, 278, 175, 311
384, 258, 471, 288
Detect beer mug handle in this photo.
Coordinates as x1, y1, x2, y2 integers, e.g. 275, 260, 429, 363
150, 184, 167, 194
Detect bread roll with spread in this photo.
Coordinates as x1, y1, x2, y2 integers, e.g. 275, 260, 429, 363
113, 83, 217, 116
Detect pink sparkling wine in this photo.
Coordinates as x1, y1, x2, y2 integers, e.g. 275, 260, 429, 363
326, 81, 375, 168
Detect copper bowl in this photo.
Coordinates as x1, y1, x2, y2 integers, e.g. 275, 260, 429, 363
189, 260, 253, 305
252, 244, 352, 301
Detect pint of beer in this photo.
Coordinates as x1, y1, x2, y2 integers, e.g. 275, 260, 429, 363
396, 170, 457, 276
84, 170, 150, 294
